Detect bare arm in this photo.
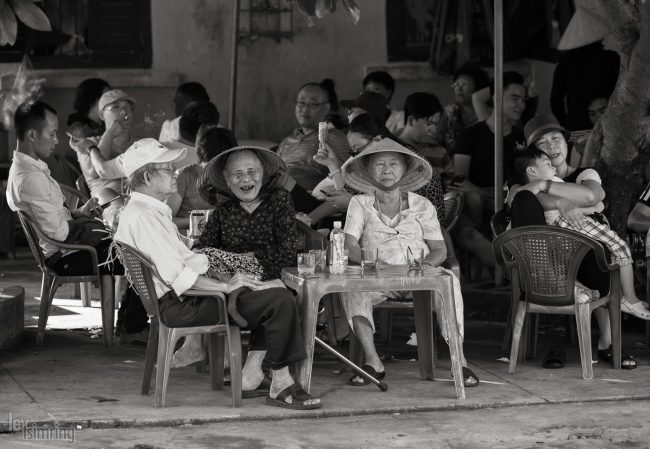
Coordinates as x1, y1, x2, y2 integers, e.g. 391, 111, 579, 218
471, 86, 492, 122
628, 202, 650, 233
344, 233, 361, 265
424, 239, 447, 267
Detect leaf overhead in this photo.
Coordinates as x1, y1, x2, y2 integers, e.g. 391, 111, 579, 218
0, 1, 18, 45
9, 0, 51, 31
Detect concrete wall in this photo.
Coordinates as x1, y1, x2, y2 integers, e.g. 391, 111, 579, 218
0, 0, 558, 159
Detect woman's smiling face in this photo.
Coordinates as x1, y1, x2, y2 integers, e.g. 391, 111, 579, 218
224, 150, 264, 201
534, 131, 568, 167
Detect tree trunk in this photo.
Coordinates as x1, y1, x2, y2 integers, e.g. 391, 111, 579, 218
582, 0, 650, 236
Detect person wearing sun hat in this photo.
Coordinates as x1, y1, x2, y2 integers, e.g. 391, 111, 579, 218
339, 137, 479, 388
188, 145, 321, 410
509, 115, 642, 369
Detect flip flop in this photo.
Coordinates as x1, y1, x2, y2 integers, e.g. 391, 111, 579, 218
242, 375, 272, 398
597, 346, 637, 370
542, 345, 566, 369
451, 367, 480, 387
265, 384, 322, 410
348, 364, 386, 386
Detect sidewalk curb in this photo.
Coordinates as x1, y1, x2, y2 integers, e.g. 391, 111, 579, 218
2, 394, 650, 433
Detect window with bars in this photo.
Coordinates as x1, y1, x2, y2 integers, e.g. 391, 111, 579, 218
0, 0, 151, 68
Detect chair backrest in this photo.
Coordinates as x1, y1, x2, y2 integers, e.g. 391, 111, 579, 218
493, 225, 614, 307
75, 175, 91, 201
59, 183, 89, 209
295, 219, 328, 251
16, 211, 48, 272
490, 208, 511, 238
442, 191, 463, 231
114, 241, 166, 319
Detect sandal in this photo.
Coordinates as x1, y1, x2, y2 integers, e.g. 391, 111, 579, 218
451, 367, 480, 387
597, 346, 637, 370
348, 364, 386, 386
621, 298, 650, 320
242, 375, 271, 398
542, 345, 566, 369
266, 384, 322, 410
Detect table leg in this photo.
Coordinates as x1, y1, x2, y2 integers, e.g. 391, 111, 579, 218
413, 290, 434, 381
440, 274, 466, 400
295, 283, 321, 394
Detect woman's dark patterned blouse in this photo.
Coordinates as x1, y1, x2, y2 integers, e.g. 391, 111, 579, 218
196, 189, 297, 280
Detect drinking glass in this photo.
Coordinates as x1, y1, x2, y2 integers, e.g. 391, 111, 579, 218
407, 247, 424, 271
297, 252, 316, 275
361, 247, 378, 271
309, 249, 327, 272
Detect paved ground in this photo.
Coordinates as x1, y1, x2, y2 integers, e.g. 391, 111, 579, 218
2, 248, 650, 448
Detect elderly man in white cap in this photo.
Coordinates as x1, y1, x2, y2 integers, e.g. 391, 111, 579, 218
114, 139, 322, 410
70, 89, 137, 206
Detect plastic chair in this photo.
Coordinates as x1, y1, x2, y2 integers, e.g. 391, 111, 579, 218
115, 241, 242, 408
16, 211, 114, 346
493, 225, 622, 379
442, 191, 464, 232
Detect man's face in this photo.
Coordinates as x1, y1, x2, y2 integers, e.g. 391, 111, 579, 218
295, 86, 329, 130
501, 83, 526, 123
407, 112, 441, 143
534, 131, 568, 166
103, 99, 134, 130
588, 97, 608, 125
452, 75, 476, 104
364, 82, 392, 101
148, 164, 178, 197
31, 110, 59, 160
529, 154, 556, 180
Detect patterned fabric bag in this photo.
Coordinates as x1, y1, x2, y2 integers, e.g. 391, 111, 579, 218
197, 247, 264, 280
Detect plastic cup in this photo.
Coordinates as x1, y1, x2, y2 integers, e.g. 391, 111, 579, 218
309, 249, 327, 272
361, 248, 378, 271
297, 252, 316, 275
407, 247, 424, 271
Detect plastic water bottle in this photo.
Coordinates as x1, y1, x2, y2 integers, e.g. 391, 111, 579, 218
329, 221, 346, 274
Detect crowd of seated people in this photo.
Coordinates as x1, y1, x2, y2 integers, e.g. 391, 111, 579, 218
9, 55, 650, 412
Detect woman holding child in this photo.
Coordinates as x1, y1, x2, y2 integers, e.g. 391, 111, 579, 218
509, 114, 647, 369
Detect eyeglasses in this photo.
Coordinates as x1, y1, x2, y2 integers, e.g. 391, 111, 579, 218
296, 101, 328, 110
152, 166, 177, 177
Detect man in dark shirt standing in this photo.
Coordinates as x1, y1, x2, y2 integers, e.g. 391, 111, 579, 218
452, 71, 527, 227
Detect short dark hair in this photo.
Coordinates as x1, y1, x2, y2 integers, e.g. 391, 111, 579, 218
195, 124, 238, 163
14, 101, 57, 141
511, 148, 548, 186
362, 71, 395, 95
176, 82, 209, 103
453, 63, 490, 91
298, 78, 339, 110
403, 92, 443, 124
490, 71, 525, 97
72, 78, 110, 116
179, 101, 220, 142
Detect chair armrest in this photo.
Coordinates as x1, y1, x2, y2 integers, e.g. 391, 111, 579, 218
30, 221, 100, 268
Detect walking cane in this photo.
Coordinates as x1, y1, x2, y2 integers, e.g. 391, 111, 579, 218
314, 336, 388, 391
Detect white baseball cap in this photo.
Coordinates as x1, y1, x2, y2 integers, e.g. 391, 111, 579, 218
120, 138, 187, 177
